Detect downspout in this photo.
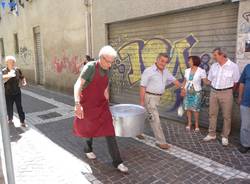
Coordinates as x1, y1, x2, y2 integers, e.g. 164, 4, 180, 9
84, 0, 93, 57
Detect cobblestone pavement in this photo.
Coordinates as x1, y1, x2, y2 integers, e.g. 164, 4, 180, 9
6, 85, 250, 184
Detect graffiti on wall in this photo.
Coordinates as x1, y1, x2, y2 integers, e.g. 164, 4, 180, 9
111, 34, 212, 111
237, 12, 250, 59
17, 46, 33, 65
240, 12, 250, 33
51, 53, 88, 75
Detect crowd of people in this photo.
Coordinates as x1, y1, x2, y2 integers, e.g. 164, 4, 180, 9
2, 45, 249, 174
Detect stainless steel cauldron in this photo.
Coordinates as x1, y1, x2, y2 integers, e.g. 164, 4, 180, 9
110, 104, 146, 137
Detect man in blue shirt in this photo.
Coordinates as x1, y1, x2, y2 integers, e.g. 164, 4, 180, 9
238, 64, 250, 153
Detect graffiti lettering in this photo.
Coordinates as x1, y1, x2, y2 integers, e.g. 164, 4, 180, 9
111, 34, 212, 111
242, 12, 250, 23
240, 12, 250, 33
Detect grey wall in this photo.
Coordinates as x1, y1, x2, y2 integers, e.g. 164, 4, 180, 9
0, 0, 86, 93
92, 0, 228, 56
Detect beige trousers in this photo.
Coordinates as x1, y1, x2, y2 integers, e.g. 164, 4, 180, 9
145, 94, 166, 144
208, 89, 233, 138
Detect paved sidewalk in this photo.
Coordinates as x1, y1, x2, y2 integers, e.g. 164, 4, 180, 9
6, 85, 250, 183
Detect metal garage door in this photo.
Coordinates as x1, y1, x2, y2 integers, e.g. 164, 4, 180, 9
108, 3, 239, 125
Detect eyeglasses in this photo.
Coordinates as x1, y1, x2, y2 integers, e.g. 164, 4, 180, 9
102, 56, 114, 64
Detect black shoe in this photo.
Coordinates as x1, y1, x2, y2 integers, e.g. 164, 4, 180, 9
238, 145, 250, 154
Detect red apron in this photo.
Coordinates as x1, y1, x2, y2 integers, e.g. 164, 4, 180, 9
73, 62, 115, 138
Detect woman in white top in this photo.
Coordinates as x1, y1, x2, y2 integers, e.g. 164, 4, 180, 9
181, 56, 208, 132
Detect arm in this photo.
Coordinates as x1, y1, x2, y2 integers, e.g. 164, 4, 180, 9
238, 83, 245, 105
237, 66, 246, 105
173, 80, 181, 88
140, 86, 146, 106
180, 79, 186, 97
203, 78, 211, 85
104, 86, 109, 101
18, 69, 27, 86
140, 69, 150, 106
74, 77, 86, 119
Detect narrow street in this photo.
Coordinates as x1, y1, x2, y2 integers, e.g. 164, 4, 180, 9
7, 85, 250, 184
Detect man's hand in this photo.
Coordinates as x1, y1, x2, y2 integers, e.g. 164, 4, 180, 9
22, 78, 27, 86
140, 101, 145, 107
75, 104, 84, 119
180, 89, 186, 97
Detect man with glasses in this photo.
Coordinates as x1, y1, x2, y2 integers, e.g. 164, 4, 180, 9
73, 45, 128, 173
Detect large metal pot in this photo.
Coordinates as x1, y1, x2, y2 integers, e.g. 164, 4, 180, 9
110, 104, 146, 137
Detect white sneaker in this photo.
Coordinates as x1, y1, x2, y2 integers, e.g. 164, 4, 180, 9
222, 137, 229, 146
117, 163, 128, 173
203, 135, 216, 142
86, 152, 96, 160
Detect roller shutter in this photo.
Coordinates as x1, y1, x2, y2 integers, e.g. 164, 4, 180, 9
108, 3, 239, 125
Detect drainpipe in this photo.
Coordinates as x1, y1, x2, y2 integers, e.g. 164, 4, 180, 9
84, 0, 93, 57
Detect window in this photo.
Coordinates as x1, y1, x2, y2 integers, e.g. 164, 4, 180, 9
14, 33, 19, 54
0, 38, 5, 59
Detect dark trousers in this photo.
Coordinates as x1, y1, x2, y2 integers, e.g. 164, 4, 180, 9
5, 93, 25, 123
84, 136, 123, 167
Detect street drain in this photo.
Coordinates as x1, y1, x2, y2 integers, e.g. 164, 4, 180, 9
38, 112, 62, 120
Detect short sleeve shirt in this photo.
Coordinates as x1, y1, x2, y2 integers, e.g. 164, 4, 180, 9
140, 64, 176, 94
239, 64, 250, 107
208, 59, 240, 89
2, 67, 24, 95
80, 61, 111, 89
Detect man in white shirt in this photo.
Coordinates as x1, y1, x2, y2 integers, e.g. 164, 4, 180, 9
139, 53, 181, 149
203, 47, 240, 146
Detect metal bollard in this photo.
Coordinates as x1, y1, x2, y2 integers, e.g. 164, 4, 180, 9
0, 70, 15, 184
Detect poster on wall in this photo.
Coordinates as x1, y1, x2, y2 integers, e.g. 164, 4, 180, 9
1, 0, 18, 16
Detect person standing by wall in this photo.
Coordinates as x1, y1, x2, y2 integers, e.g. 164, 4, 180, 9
73, 46, 128, 173
2, 56, 27, 127
237, 64, 250, 153
203, 48, 240, 146
138, 53, 181, 149
181, 56, 208, 132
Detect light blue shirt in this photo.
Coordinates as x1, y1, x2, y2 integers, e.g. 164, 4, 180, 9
140, 64, 176, 94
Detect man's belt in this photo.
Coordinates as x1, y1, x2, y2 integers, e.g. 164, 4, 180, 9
146, 91, 162, 96
211, 86, 233, 91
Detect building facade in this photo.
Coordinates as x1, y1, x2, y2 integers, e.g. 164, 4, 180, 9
0, 0, 88, 92
91, 0, 250, 129
0, 0, 250, 130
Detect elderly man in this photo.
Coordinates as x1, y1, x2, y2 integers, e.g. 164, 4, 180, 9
73, 45, 128, 173
2, 56, 27, 127
203, 48, 240, 146
138, 53, 181, 149
238, 64, 250, 153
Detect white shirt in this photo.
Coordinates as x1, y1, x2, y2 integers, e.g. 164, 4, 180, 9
184, 67, 207, 92
140, 64, 176, 94
208, 59, 240, 89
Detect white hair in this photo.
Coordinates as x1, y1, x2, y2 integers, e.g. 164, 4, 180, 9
99, 45, 117, 58
5, 55, 16, 63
